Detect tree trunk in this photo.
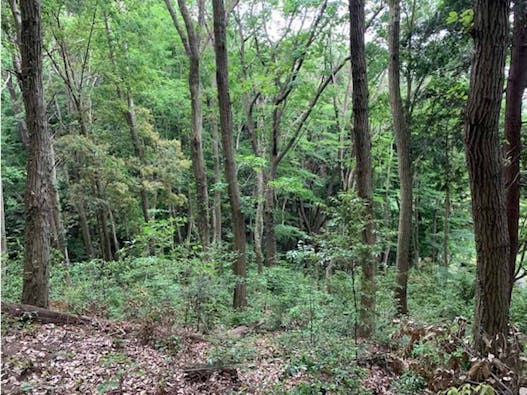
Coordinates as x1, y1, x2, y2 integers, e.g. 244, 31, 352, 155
349, 0, 376, 338
95, 178, 113, 262
255, 170, 265, 273
20, 0, 55, 308
443, 131, 451, 268
413, 174, 420, 265
6, 74, 30, 149
264, 167, 277, 266
504, 0, 527, 302
1, 176, 7, 255
77, 198, 93, 259
213, 0, 248, 309
2, 302, 91, 325
124, 94, 150, 223
388, 0, 412, 316
188, 55, 210, 248
211, 107, 223, 244
465, 0, 510, 354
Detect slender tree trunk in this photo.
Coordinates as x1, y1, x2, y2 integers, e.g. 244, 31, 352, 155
388, 0, 412, 316
465, 0, 510, 354
413, 174, 419, 265
20, 0, 54, 308
211, 107, 223, 244
255, 170, 265, 273
6, 74, 30, 149
77, 198, 93, 259
443, 131, 451, 267
1, 177, 7, 255
504, 0, 527, 302
349, 0, 376, 338
431, 206, 438, 264
213, 0, 248, 309
188, 56, 210, 248
264, 167, 277, 266
124, 94, 150, 222
95, 178, 113, 262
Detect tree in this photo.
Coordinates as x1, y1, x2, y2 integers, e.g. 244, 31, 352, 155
165, 0, 210, 248
388, 0, 412, 315
19, 0, 56, 308
504, 0, 527, 301
212, 0, 248, 309
464, 0, 511, 353
349, 0, 376, 337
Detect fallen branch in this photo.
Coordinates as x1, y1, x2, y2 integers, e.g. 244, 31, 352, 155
1, 301, 92, 325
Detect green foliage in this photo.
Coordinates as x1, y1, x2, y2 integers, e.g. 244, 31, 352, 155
441, 383, 495, 395
391, 371, 426, 395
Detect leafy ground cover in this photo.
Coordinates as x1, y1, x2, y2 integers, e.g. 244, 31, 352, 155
2, 309, 526, 394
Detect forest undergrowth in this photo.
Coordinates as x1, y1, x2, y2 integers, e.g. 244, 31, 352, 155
2, 244, 527, 394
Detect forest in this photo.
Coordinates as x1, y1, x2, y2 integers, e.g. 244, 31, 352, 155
1, 0, 526, 393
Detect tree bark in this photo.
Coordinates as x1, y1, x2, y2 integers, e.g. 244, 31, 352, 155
388, 0, 412, 316
2, 302, 92, 325
465, 0, 511, 354
213, 0, 248, 309
211, 111, 223, 244
77, 197, 93, 259
349, 0, 376, 338
20, 0, 55, 308
165, 0, 210, 248
1, 177, 6, 255
124, 94, 150, 223
504, 0, 527, 302
443, 131, 451, 267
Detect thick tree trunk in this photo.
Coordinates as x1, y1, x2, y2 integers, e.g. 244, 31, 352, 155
465, 0, 510, 354
213, 0, 248, 309
20, 0, 55, 308
388, 0, 412, 316
504, 0, 527, 301
349, 0, 376, 338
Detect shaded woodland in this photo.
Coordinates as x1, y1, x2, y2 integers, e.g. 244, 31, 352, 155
1, 0, 526, 393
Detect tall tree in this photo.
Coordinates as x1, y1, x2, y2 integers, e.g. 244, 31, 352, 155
165, 0, 210, 248
212, 0, 247, 308
465, 0, 511, 353
349, 0, 376, 337
19, 0, 56, 307
388, 0, 412, 315
504, 0, 527, 301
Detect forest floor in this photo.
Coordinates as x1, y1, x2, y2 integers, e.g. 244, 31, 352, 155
1, 313, 397, 394
2, 306, 525, 394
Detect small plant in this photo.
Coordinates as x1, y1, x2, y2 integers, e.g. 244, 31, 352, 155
391, 371, 426, 394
